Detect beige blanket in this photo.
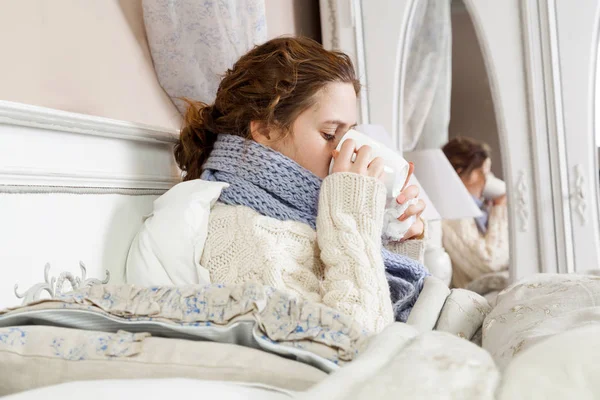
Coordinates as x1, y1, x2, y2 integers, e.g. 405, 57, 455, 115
9, 275, 599, 399
1, 283, 370, 370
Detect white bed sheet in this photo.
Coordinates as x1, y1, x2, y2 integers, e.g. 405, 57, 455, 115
4, 378, 296, 400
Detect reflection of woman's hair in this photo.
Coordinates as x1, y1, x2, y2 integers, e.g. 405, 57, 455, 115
442, 137, 490, 177
174, 37, 361, 182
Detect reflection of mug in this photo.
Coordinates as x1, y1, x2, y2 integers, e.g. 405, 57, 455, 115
329, 129, 410, 198
483, 173, 506, 200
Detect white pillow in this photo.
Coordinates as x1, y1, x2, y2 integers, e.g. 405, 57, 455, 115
125, 180, 228, 286
499, 324, 600, 400
483, 274, 600, 370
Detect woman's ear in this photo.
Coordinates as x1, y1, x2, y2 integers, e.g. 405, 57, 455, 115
250, 121, 271, 145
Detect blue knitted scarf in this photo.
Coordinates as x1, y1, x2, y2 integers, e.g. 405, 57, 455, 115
201, 134, 428, 322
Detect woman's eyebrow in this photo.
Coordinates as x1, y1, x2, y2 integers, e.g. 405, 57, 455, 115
322, 120, 357, 128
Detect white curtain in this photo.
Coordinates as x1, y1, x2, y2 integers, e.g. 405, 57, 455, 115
142, 0, 267, 114
402, 0, 452, 151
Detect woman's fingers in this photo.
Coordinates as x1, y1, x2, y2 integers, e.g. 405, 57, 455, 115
396, 184, 420, 205
367, 157, 385, 180
402, 218, 424, 241
400, 162, 415, 192
353, 145, 372, 173
398, 199, 426, 221
331, 139, 356, 173
330, 140, 384, 182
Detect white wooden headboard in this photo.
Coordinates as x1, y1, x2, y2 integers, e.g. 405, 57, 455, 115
0, 100, 180, 309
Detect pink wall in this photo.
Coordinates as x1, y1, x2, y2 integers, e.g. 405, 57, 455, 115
0, 0, 320, 129
0, 0, 182, 129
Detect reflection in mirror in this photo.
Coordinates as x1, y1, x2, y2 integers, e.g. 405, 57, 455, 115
402, 0, 511, 300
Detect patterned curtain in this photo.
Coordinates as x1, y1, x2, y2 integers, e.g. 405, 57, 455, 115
142, 0, 267, 114
402, 0, 452, 151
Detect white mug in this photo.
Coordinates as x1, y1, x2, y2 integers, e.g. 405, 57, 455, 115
483, 173, 506, 200
329, 129, 410, 198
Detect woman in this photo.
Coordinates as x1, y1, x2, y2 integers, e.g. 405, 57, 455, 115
441, 137, 510, 290
140, 37, 428, 334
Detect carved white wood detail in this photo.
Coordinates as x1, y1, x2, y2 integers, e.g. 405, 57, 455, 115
0, 100, 180, 189
571, 163, 587, 225
14, 262, 110, 305
0, 100, 178, 144
515, 170, 530, 232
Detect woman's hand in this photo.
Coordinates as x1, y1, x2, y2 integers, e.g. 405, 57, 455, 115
493, 194, 507, 206
396, 162, 426, 240
332, 141, 425, 239
331, 139, 385, 181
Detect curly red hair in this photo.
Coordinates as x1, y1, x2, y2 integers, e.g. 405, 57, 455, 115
174, 36, 360, 181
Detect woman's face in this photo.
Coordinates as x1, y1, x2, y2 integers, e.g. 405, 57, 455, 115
253, 82, 358, 178
461, 158, 492, 199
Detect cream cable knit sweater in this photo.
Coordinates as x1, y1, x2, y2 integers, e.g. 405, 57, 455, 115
200, 173, 426, 334
442, 204, 509, 288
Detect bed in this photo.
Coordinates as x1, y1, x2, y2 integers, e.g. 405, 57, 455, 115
0, 100, 331, 396
2, 100, 600, 399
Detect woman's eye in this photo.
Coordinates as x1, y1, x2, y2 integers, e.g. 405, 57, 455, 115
322, 132, 336, 141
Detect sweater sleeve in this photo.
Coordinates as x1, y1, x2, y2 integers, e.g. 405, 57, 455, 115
383, 219, 428, 264
442, 204, 509, 287
316, 172, 394, 333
